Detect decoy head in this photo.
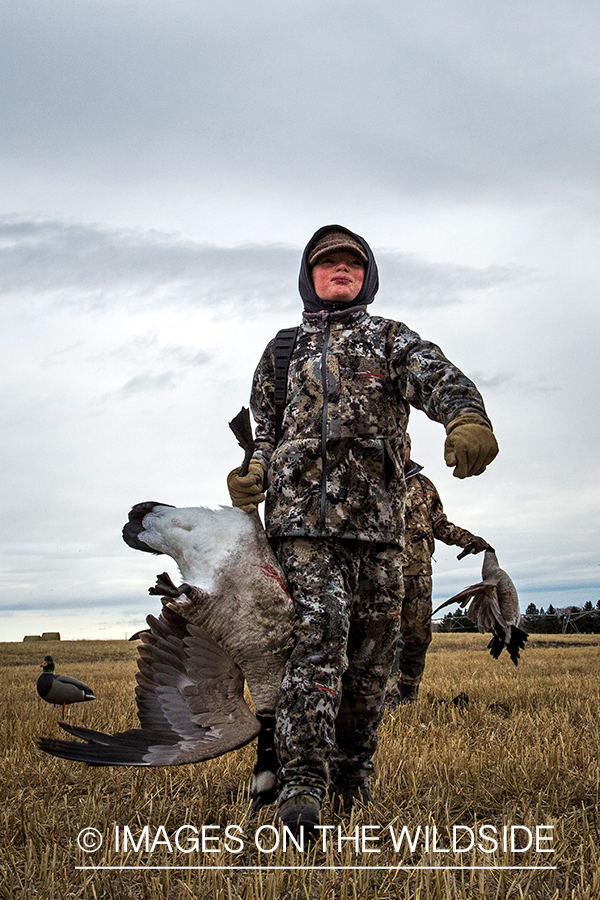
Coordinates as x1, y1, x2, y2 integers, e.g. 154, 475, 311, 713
40, 656, 55, 671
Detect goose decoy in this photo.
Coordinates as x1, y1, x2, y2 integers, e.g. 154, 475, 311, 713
39, 501, 294, 810
433, 549, 528, 665
36, 656, 95, 712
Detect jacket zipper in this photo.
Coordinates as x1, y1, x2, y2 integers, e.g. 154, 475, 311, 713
320, 318, 331, 531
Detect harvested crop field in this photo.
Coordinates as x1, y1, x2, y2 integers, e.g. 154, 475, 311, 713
1, 633, 598, 899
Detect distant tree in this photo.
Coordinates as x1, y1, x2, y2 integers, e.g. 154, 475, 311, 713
545, 605, 562, 633
578, 602, 600, 634
523, 602, 542, 632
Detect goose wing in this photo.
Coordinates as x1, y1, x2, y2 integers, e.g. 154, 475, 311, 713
432, 580, 490, 617
466, 586, 528, 666
38, 607, 260, 766
436, 581, 508, 635
433, 550, 528, 666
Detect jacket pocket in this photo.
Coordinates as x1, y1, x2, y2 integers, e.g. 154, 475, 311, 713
383, 437, 406, 488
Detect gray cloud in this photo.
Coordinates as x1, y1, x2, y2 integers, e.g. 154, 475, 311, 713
97, 335, 212, 371
377, 252, 526, 308
2, 0, 599, 206
0, 217, 296, 301
111, 370, 182, 399
0, 218, 526, 317
468, 370, 560, 395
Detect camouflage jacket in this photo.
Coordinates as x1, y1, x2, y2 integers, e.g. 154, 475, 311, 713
251, 305, 490, 546
402, 468, 479, 575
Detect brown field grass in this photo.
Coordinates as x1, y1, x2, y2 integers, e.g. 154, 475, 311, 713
1, 632, 599, 899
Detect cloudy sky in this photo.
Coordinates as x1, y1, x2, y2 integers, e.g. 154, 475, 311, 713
1, 0, 599, 641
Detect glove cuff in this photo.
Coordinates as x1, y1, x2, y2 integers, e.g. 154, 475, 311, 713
446, 412, 493, 436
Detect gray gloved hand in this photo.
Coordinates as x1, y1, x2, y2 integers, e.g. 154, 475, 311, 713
227, 459, 267, 512
444, 413, 499, 478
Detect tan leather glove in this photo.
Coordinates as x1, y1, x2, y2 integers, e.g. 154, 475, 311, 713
227, 459, 267, 512
444, 413, 499, 479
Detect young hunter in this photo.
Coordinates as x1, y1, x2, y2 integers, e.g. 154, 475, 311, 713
227, 224, 499, 835
386, 434, 492, 708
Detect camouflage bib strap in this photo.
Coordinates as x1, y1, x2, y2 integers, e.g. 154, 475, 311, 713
274, 326, 299, 445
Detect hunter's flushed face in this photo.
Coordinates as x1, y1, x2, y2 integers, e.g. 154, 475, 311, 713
311, 251, 365, 303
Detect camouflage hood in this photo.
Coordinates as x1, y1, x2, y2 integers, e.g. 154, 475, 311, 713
298, 225, 380, 313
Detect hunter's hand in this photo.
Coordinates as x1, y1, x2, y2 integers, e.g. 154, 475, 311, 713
457, 537, 494, 559
227, 460, 267, 512
444, 414, 498, 478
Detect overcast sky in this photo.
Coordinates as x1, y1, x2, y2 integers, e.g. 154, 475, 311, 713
1, 0, 599, 641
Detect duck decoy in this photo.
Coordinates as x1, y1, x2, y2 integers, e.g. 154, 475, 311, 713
36, 656, 95, 713
433, 549, 528, 665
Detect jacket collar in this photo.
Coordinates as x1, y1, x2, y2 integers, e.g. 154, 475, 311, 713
302, 305, 369, 332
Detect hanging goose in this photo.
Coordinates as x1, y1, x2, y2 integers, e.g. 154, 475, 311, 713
37, 656, 95, 712
433, 549, 528, 665
39, 501, 294, 810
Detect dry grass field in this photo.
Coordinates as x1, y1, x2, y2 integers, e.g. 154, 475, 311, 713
1, 632, 598, 899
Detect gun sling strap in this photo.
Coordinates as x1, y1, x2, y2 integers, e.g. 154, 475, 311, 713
274, 326, 298, 445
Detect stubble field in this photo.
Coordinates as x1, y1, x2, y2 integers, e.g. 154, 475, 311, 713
1, 633, 598, 900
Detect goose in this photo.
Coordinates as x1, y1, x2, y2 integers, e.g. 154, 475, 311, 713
36, 656, 95, 712
39, 501, 294, 810
433, 549, 528, 665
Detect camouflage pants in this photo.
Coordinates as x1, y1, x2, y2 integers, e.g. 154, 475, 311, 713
387, 574, 432, 701
273, 537, 404, 804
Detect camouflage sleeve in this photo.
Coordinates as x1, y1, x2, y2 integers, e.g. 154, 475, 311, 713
423, 478, 479, 547
432, 515, 478, 548
250, 339, 277, 467
389, 323, 491, 428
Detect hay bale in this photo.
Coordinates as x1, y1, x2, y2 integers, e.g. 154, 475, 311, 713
23, 634, 42, 642
41, 632, 61, 641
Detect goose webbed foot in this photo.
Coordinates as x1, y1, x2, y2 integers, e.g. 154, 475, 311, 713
149, 572, 193, 599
